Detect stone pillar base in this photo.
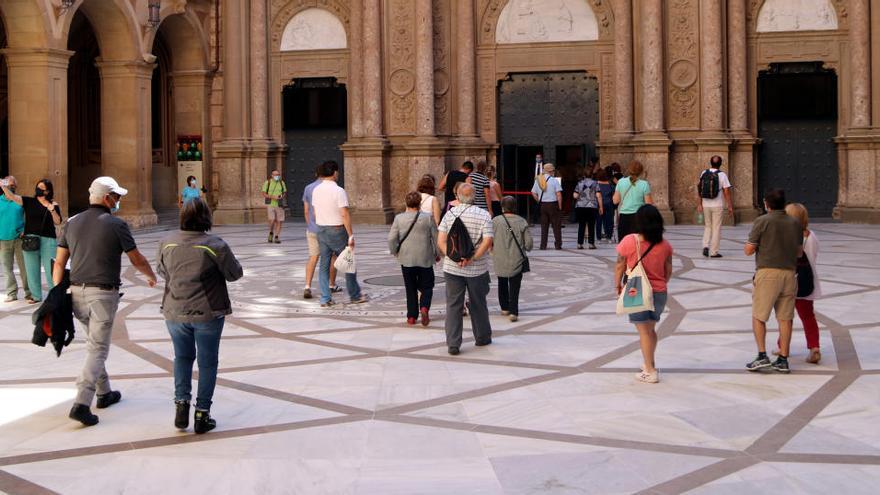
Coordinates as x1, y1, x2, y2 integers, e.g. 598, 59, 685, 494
341, 138, 394, 224
835, 207, 880, 224
119, 210, 159, 230
631, 134, 673, 222
212, 139, 284, 225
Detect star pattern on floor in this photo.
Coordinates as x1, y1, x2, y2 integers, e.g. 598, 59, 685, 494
0, 223, 878, 494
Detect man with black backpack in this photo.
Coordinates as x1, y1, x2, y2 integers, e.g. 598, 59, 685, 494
437, 184, 494, 355
696, 155, 733, 258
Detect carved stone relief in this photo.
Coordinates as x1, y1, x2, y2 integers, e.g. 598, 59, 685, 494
433, 0, 451, 135
388, 0, 416, 134
747, 0, 847, 32
478, 55, 496, 139
280, 8, 347, 51
600, 52, 614, 133
666, 0, 699, 129
756, 0, 838, 32
270, 0, 351, 51
479, 0, 613, 45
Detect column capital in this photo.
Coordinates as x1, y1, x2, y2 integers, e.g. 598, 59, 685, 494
95, 59, 156, 79
0, 48, 74, 69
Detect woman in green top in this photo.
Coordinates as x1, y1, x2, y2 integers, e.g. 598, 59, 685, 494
613, 160, 654, 242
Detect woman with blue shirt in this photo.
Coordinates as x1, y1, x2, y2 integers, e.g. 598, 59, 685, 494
613, 160, 653, 242
179, 176, 203, 207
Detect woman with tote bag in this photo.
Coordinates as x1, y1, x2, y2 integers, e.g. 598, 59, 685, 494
614, 205, 673, 384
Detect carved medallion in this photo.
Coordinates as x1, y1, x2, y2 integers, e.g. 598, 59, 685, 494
669, 59, 698, 89
389, 69, 416, 96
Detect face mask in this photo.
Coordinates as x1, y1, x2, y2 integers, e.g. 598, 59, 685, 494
273, 176, 281, 182
536, 158, 543, 164
35, 188, 44, 197
190, 180, 197, 187
111, 201, 120, 214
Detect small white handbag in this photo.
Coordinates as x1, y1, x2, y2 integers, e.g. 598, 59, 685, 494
616, 236, 656, 315
334, 246, 357, 274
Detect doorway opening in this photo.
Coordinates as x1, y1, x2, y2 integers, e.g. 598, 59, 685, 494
67, 12, 102, 216
497, 72, 598, 218
758, 62, 838, 217
151, 31, 178, 215
282, 77, 347, 218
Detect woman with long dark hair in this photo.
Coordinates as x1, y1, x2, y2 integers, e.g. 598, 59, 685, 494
614, 204, 673, 384
0, 179, 63, 303
158, 198, 243, 434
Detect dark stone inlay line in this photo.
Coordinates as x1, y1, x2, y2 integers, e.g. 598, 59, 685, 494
0, 468, 59, 495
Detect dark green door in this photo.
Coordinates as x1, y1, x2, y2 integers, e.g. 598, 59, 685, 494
758, 64, 838, 217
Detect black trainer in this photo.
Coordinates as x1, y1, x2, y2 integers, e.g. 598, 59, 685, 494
448, 347, 460, 356
69, 404, 99, 426
175, 401, 190, 430
193, 410, 216, 434
702, 247, 710, 257
710, 253, 723, 258
475, 339, 492, 347
771, 358, 791, 374
746, 355, 772, 372
96, 391, 121, 409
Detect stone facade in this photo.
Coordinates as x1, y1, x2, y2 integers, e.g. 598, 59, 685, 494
0, 0, 878, 225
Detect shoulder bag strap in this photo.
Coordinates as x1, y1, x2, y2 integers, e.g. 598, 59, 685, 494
629, 237, 656, 271
397, 212, 421, 249
502, 214, 527, 262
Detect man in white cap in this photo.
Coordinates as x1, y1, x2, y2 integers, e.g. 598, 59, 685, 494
53, 177, 157, 426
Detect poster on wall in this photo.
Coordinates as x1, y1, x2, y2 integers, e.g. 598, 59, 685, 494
177, 135, 205, 193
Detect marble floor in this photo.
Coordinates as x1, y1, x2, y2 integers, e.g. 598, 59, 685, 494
0, 221, 878, 494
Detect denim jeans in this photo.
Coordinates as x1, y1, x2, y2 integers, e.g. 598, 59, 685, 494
0, 238, 30, 299
166, 318, 225, 411
23, 235, 56, 301
317, 225, 361, 304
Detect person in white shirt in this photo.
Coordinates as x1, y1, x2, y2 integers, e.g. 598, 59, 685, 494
696, 156, 733, 258
311, 161, 366, 307
530, 163, 564, 250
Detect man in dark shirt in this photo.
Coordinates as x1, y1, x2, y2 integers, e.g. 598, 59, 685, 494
438, 161, 474, 210
53, 177, 157, 426
744, 188, 803, 374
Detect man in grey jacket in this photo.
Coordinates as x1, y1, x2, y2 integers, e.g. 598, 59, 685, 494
389, 191, 438, 326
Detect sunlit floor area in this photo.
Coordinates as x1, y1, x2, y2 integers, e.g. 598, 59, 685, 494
0, 222, 879, 494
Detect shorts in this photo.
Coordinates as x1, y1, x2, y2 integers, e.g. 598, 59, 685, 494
306, 232, 319, 257
629, 291, 668, 323
752, 268, 796, 322
267, 206, 285, 222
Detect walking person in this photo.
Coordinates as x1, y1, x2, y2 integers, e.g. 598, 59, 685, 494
696, 155, 734, 258
53, 177, 158, 426
492, 196, 532, 322
312, 161, 367, 307
613, 160, 653, 242
531, 163, 564, 250
1, 178, 63, 303
778, 203, 823, 364
157, 198, 243, 434
614, 205, 674, 384
744, 189, 803, 374
595, 169, 615, 243
389, 191, 438, 326
466, 161, 492, 211
437, 184, 494, 355
487, 166, 503, 217
417, 175, 442, 226
0, 176, 31, 302
573, 169, 603, 249
178, 175, 204, 207
438, 161, 473, 210
261, 170, 287, 244
303, 165, 339, 299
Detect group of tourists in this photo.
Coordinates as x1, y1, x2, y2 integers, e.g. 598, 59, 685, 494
2, 150, 824, 434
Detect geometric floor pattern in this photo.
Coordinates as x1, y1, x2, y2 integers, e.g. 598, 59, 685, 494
0, 222, 878, 494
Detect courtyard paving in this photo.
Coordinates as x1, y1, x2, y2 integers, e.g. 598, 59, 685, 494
0, 221, 879, 494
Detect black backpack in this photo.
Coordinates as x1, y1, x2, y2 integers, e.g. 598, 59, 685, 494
446, 207, 475, 262
699, 170, 720, 199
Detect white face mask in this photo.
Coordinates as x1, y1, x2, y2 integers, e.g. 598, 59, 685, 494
111, 200, 120, 213
273, 175, 281, 181
190, 180, 197, 187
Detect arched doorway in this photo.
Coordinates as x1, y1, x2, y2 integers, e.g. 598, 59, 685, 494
151, 31, 177, 213
66, 12, 101, 215
757, 62, 838, 217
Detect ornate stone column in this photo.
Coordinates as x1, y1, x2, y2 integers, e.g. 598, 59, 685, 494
850, 0, 872, 130
456, 0, 477, 138
727, 0, 748, 134
348, 0, 365, 138
699, 0, 724, 133
250, 0, 269, 140
341, 0, 394, 223
96, 60, 157, 228
415, 0, 435, 137
2, 48, 72, 213
640, 0, 665, 135
612, 0, 634, 137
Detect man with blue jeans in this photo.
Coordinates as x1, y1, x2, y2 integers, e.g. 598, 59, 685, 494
0, 176, 30, 302
311, 161, 366, 307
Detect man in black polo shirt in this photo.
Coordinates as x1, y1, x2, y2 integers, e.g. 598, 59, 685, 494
53, 177, 157, 426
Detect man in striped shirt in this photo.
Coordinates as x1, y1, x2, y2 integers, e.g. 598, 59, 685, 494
437, 184, 494, 355
466, 161, 492, 211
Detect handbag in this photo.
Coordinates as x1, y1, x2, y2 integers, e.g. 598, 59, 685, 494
501, 214, 530, 273
616, 236, 656, 315
334, 246, 356, 274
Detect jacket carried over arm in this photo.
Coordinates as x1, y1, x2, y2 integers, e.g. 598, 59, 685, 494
32, 269, 74, 356
157, 231, 243, 323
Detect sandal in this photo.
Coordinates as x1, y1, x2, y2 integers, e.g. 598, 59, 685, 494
635, 370, 659, 384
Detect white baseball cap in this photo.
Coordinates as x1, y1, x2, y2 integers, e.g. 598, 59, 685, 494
89, 177, 128, 197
